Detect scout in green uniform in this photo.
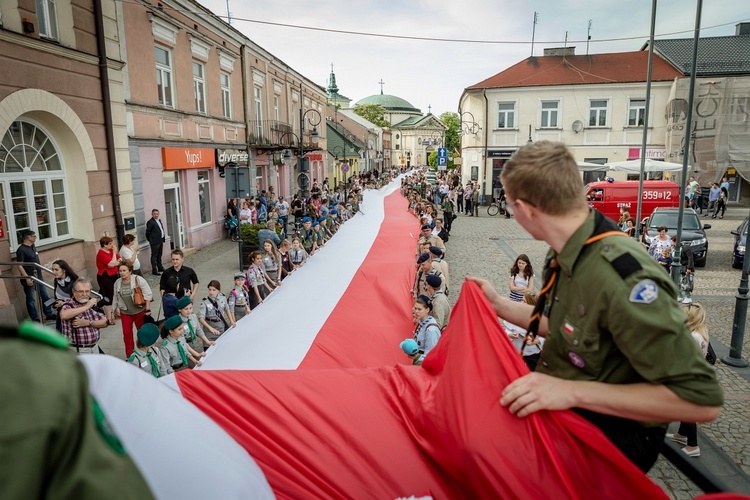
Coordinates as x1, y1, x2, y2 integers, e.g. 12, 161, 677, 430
176, 295, 213, 354
470, 141, 723, 472
0, 321, 154, 498
128, 323, 173, 378
160, 315, 203, 370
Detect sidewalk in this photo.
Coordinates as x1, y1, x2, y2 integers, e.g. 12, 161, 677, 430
97, 238, 241, 359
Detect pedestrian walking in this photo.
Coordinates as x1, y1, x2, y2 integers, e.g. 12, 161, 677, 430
113, 260, 153, 357
15, 230, 55, 322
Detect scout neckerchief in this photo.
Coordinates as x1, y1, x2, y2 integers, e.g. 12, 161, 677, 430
184, 317, 195, 343
523, 211, 627, 355
145, 349, 161, 377
175, 339, 189, 366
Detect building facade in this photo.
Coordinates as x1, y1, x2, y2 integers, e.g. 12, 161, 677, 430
0, 0, 130, 321
460, 48, 682, 199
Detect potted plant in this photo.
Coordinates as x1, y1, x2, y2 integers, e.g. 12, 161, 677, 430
239, 223, 265, 264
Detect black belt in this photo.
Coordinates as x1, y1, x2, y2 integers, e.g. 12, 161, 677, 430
171, 363, 184, 370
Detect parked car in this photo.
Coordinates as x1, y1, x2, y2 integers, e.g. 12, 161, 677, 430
731, 217, 749, 269
642, 207, 710, 267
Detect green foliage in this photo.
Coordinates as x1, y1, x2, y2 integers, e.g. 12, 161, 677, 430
239, 223, 267, 247
440, 112, 461, 153
353, 104, 390, 128
428, 151, 455, 169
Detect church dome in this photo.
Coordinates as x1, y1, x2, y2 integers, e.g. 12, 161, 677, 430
354, 94, 421, 113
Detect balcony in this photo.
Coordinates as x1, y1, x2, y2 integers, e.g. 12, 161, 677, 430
248, 120, 294, 148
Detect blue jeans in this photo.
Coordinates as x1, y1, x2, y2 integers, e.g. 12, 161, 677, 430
23, 279, 53, 321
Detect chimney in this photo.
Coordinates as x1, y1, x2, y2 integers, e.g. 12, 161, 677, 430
543, 47, 576, 57
737, 23, 750, 36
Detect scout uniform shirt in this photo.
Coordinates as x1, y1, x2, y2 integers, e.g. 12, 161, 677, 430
227, 286, 250, 312
180, 313, 205, 350
0, 323, 154, 498
536, 211, 723, 411
160, 335, 190, 370
128, 346, 173, 378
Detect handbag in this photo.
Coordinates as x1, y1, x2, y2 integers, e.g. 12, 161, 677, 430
133, 278, 146, 307
705, 341, 717, 365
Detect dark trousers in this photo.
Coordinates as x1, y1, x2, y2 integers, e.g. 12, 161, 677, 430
150, 241, 164, 273
23, 280, 53, 321
444, 212, 453, 231
465, 199, 472, 215
678, 422, 698, 447
457, 198, 464, 212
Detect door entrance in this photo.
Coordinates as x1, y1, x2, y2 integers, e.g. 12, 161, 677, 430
164, 186, 185, 249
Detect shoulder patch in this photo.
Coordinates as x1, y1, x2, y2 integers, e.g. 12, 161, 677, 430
161, 340, 168, 346
609, 253, 643, 279
630, 279, 659, 304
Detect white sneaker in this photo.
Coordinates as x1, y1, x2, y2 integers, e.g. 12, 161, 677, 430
682, 446, 701, 457
667, 433, 688, 445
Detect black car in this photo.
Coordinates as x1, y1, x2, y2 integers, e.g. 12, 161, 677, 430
731, 217, 749, 269
642, 208, 710, 267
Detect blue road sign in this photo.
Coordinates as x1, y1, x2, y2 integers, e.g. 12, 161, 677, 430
438, 157, 447, 166
438, 148, 447, 158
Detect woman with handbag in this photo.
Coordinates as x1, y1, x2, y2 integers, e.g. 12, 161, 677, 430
113, 260, 153, 357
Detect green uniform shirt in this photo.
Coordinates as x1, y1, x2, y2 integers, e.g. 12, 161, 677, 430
0, 327, 153, 499
537, 211, 723, 410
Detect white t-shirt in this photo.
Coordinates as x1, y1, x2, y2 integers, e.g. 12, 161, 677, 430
119, 245, 140, 271
277, 201, 289, 217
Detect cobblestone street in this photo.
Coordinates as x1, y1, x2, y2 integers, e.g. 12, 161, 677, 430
445, 206, 750, 498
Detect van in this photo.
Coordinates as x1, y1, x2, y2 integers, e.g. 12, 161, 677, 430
584, 180, 680, 222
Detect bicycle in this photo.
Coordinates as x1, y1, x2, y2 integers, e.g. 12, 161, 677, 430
487, 197, 509, 217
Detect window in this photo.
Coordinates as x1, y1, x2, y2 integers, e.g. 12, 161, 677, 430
197, 171, 211, 224
589, 100, 608, 127
0, 121, 70, 248
155, 46, 174, 107
254, 86, 263, 138
497, 102, 515, 129
273, 95, 280, 121
628, 99, 646, 126
193, 61, 206, 114
35, 0, 58, 39
540, 101, 559, 128
220, 72, 231, 119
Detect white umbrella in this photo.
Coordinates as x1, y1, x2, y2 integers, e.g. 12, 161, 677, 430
606, 158, 686, 173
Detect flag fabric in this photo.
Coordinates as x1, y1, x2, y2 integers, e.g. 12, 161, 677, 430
79, 178, 668, 499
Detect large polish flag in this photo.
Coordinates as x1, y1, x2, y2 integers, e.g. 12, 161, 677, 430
79, 179, 668, 499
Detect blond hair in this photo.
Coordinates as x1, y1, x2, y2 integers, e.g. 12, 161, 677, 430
501, 141, 587, 215
682, 302, 708, 343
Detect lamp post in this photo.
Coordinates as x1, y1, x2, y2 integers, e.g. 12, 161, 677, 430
296, 96, 322, 199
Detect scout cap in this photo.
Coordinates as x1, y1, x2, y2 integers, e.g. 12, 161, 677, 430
429, 246, 443, 257
400, 339, 419, 356
426, 274, 442, 288
421, 224, 431, 230
164, 315, 184, 332
234, 272, 246, 280
417, 253, 430, 264
176, 296, 192, 310
137, 323, 160, 346
302, 216, 312, 223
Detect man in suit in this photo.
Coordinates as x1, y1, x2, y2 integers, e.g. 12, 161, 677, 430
145, 209, 166, 276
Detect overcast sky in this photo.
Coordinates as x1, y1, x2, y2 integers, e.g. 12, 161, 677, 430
197, 0, 747, 117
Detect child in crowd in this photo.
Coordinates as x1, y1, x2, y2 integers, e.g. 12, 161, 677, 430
227, 272, 251, 321
160, 314, 204, 371
290, 237, 308, 269
246, 251, 273, 309
509, 254, 535, 302
520, 293, 544, 371
400, 338, 424, 366
176, 296, 213, 355
261, 240, 282, 290
668, 302, 710, 457
312, 221, 326, 247
128, 323, 172, 378
657, 247, 673, 274
198, 280, 233, 348
279, 240, 293, 280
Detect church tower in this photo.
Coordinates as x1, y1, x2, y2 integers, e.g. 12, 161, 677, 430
326, 63, 351, 109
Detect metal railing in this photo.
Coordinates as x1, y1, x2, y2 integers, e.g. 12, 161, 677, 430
0, 262, 102, 323
248, 120, 293, 147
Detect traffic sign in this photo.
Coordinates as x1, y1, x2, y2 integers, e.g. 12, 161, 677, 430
341, 163, 350, 173
438, 157, 447, 167
296, 173, 310, 189
438, 147, 447, 158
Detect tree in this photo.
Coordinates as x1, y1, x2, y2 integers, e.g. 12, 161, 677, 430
352, 104, 390, 128
440, 112, 461, 154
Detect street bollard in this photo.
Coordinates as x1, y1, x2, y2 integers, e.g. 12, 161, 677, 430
722, 208, 750, 368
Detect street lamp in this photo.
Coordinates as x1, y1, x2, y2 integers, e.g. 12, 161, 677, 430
330, 145, 349, 203
460, 111, 481, 137
296, 94, 322, 199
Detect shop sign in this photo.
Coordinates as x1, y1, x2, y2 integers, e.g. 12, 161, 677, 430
216, 149, 249, 167
487, 150, 515, 158
306, 153, 323, 161
628, 148, 666, 160
162, 147, 215, 170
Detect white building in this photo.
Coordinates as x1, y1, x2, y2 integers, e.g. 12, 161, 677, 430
459, 47, 682, 199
